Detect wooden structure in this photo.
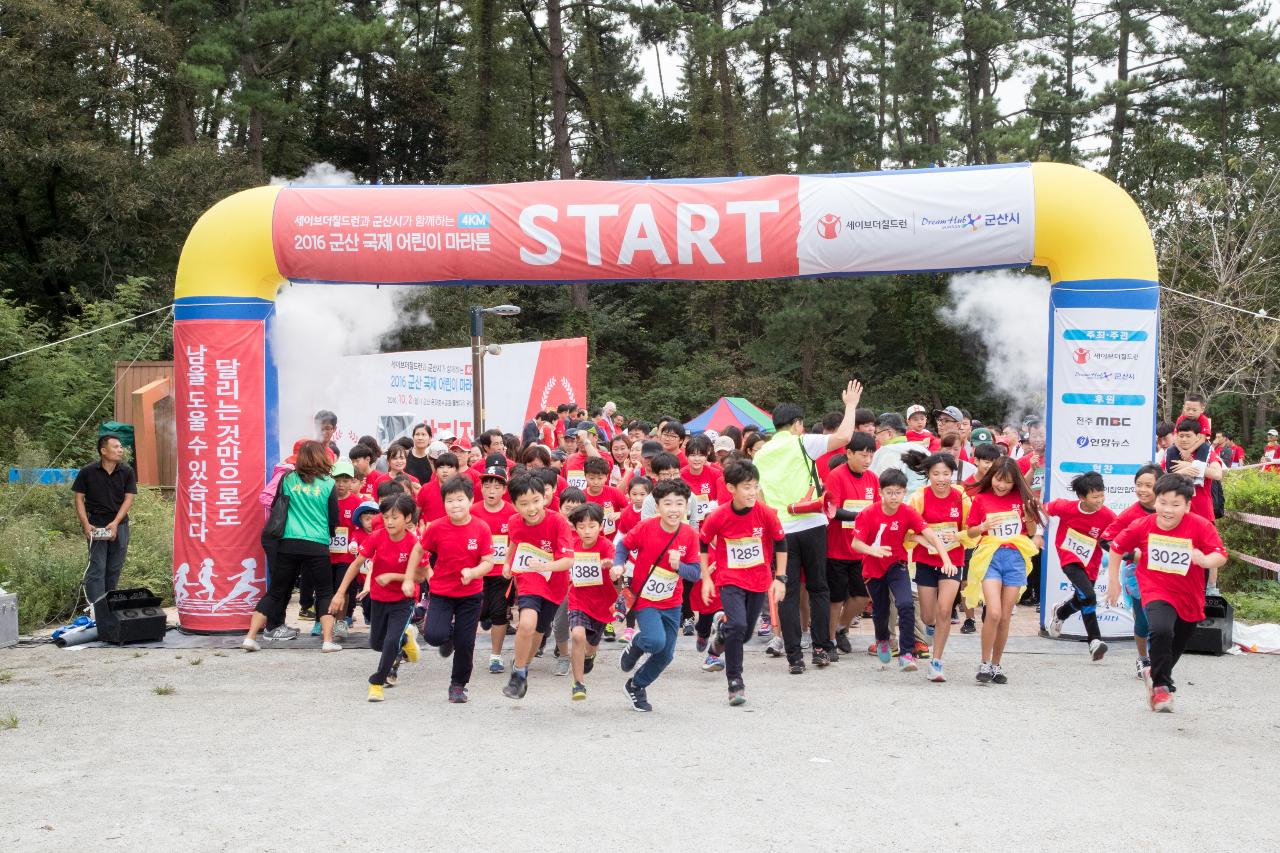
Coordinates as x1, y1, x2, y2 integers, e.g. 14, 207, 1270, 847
114, 360, 175, 487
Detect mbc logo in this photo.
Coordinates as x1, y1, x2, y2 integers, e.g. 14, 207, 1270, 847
458, 212, 490, 229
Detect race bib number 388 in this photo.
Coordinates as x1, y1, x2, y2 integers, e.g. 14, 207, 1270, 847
571, 552, 604, 587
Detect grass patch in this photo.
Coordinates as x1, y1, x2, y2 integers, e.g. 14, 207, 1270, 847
0, 671, 12, 684
188, 657, 202, 666
152, 684, 176, 696
1229, 580, 1280, 624
0, 712, 17, 730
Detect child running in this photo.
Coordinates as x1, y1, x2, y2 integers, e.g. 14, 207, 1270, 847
566, 503, 622, 700
822, 432, 878, 654
413, 476, 493, 703
330, 494, 423, 702
698, 460, 786, 705
964, 457, 1041, 685
1044, 472, 1118, 661
501, 473, 575, 699
851, 469, 955, 673
470, 460, 516, 673
615, 478, 701, 711
905, 453, 970, 682
615, 475, 652, 643
1101, 464, 1161, 679
1106, 474, 1227, 712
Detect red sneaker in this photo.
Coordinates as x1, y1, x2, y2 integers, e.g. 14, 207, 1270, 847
1150, 686, 1173, 713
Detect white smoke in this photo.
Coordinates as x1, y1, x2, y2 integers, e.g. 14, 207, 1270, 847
268, 163, 426, 454
940, 270, 1049, 426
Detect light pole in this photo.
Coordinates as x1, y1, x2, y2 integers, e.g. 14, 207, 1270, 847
470, 303, 521, 435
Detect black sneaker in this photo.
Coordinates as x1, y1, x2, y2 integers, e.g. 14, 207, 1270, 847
835, 629, 853, 655
827, 645, 840, 663
506, 624, 517, 636
619, 642, 641, 673
992, 664, 1008, 685
696, 635, 708, 653
961, 617, 976, 634
502, 671, 527, 699
681, 618, 695, 637
439, 639, 454, 658
812, 649, 831, 668
788, 660, 806, 675
584, 654, 596, 675
448, 684, 469, 703
298, 607, 317, 621
624, 678, 652, 712
728, 678, 746, 706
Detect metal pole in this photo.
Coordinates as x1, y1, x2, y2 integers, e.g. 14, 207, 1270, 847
470, 306, 484, 435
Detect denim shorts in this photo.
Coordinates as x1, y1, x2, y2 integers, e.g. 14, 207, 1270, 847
982, 546, 1027, 587
915, 562, 965, 588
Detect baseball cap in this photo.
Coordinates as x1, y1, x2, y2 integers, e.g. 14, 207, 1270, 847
480, 464, 508, 483
550, 449, 568, 461
330, 459, 355, 478
1268, 428, 1278, 437
437, 429, 456, 443
640, 439, 663, 459
933, 405, 964, 423
427, 440, 449, 459
351, 500, 380, 525
971, 427, 995, 445
906, 404, 927, 418
564, 426, 579, 438
713, 435, 735, 454
450, 438, 471, 452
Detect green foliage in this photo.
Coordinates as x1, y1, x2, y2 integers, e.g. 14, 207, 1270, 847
1218, 471, 1280, 595
0, 485, 173, 632
1228, 580, 1280, 625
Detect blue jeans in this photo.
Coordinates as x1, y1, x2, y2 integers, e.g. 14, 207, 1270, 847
866, 562, 915, 650
633, 605, 681, 689
85, 520, 129, 613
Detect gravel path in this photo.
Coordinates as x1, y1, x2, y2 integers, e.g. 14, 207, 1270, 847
0, 625, 1276, 852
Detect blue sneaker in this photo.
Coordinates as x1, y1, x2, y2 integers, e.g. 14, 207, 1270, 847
876, 640, 892, 664
310, 620, 322, 637
488, 656, 505, 674
927, 659, 946, 682
701, 654, 725, 672
925, 624, 936, 638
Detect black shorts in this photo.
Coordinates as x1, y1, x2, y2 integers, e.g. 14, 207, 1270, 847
482, 575, 514, 626
827, 558, 867, 600
517, 594, 559, 635
914, 561, 963, 588
568, 610, 607, 646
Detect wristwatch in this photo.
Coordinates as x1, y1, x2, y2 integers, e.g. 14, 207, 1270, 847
773, 574, 788, 584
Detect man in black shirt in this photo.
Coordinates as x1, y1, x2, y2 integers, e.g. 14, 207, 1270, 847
71, 435, 138, 616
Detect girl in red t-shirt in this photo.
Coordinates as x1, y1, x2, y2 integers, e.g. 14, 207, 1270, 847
905, 453, 970, 682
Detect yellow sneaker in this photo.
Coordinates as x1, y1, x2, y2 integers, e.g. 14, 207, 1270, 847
367, 684, 385, 702
402, 628, 420, 663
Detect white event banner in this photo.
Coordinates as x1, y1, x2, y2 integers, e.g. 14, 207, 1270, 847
1044, 301, 1159, 640
796, 166, 1035, 276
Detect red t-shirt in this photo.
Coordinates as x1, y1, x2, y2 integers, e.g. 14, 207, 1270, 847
1102, 501, 1155, 545
1043, 499, 1117, 580
680, 464, 727, 526
584, 484, 626, 538
852, 502, 929, 580
506, 510, 575, 603
1017, 453, 1046, 497
415, 482, 446, 522
911, 486, 967, 568
616, 504, 643, 538
823, 465, 880, 560
420, 516, 492, 598
906, 429, 941, 451
815, 448, 841, 483
359, 529, 421, 603
700, 501, 784, 593
968, 491, 1031, 542
361, 469, 389, 499
563, 452, 614, 490
471, 500, 515, 576
567, 533, 617, 623
622, 517, 699, 611
330, 492, 364, 566
1112, 512, 1226, 622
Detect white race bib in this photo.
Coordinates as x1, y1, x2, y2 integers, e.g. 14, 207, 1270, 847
640, 567, 679, 602
491, 534, 509, 566
841, 499, 872, 530
691, 495, 717, 524
567, 472, 588, 490
602, 513, 617, 535
329, 526, 349, 554
511, 542, 554, 581
1062, 527, 1097, 566
1147, 534, 1193, 576
571, 552, 604, 587
725, 537, 765, 570
923, 522, 958, 555
987, 510, 1023, 539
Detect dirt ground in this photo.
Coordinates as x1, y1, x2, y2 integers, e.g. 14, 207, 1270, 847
1, 606, 1277, 852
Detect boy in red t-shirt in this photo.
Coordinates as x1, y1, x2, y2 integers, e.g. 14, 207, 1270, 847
616, 478, 700, 712
1106, 474, 1228, 712
582, 456, 626, 538
680, 434, 728, 529
566, 503, 622, 700
329, 462, 364, 635
471, 462, 515, 673
501, 473, 575, 700
699, 460, 786, 706
852, 469, 953, 673
822, 432, 879, 654
413, 477, 493, 703
1044, 472, 1118, 660
615, 475, 653, 642
330, 494, 423, 702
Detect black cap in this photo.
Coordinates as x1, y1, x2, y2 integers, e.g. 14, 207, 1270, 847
484, 452, 507, 469
640, 439, 663, 459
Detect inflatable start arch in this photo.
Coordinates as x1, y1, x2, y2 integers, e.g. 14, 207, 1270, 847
172, 162, 1158, 635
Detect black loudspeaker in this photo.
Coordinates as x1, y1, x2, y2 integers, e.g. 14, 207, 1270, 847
96, 587, 168, 644
1185, 594, 1233, 656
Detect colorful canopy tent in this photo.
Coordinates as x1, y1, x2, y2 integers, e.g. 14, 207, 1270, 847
685, 397, 775, 435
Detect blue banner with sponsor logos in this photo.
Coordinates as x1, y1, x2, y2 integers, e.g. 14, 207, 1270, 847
1043, 279, 1160, 638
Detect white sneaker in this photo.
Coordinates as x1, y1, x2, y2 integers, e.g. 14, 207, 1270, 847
321, 641, 342, 653
765, 635, 784, 657
241, 638, 260, 652
333, 620, 349, 641
1089, 639, 1108, 661
553, 656, 570, 677
1047, 602, 1066, 638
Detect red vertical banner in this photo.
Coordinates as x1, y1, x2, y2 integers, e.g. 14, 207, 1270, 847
523, 337, 588, 423
173, 320, 267, 632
